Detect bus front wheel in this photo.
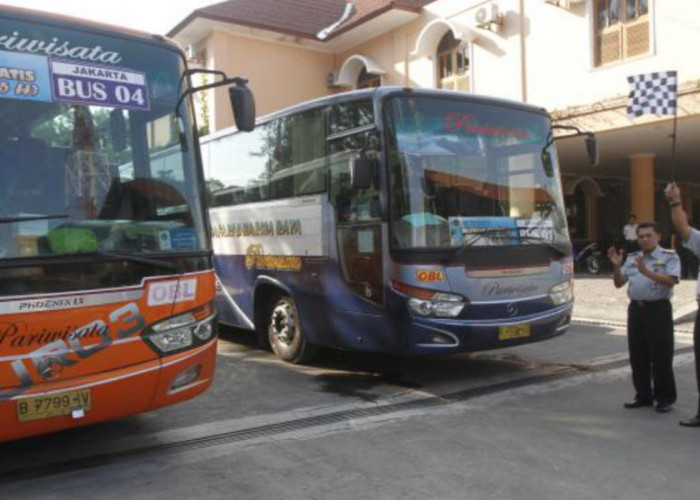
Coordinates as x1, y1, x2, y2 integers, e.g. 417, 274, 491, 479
267, 296, 318, 364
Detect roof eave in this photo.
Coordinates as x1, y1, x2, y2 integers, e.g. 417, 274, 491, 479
168, 3, 426, 44
169, 11, 324, 41
325, 3, 424, 41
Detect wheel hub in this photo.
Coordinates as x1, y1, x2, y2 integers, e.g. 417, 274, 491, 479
271, 304, 295, 345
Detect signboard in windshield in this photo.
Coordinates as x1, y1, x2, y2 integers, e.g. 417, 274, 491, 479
50, 59, 150, 110
449, 216, 555, 247
0, 20, 173, 110
0, 50, 150, 110
0, 49, 51, 102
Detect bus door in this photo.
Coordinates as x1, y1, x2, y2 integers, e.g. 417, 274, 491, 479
328, 109, 384, 307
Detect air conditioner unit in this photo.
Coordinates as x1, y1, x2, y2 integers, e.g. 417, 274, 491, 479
475, 4, 504, 29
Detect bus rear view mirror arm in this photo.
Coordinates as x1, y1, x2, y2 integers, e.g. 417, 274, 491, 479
109, 110, 127, 152
176, 69, 256, 132
545, 124, 599, 167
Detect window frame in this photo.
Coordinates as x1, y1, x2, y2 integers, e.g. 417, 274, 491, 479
593, 0, 651, 67
435, 31, 471, 92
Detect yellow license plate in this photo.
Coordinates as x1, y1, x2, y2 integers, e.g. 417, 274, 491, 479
498, 324, 531, 341
17, 389, 91, 423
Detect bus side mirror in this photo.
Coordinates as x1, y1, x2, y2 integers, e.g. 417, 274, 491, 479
351, 155, 373, 191
585, 134, 599, 167
229, 83, 256, 132
109, 109, 127, 152
541, 150, 554, 177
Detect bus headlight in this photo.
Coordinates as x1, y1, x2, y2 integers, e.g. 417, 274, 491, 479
408, 296, 466, 318
150, 324, 194, 353
549, 281, 573, 305
393, 281, 467, 318
147, 304, 216, 354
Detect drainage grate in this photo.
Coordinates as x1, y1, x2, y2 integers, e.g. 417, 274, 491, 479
1, 346, 693, 484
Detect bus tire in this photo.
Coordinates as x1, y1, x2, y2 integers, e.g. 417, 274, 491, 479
267, 295, 318, 364
585, 255, 600, 274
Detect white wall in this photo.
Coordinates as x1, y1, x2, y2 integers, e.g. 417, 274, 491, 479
418, 0, 700, 110
524, 0, 700, 110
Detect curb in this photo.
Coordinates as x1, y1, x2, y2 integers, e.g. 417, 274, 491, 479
572, 316, 694, 334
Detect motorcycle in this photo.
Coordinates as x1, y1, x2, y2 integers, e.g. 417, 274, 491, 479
574, 241, 603, 274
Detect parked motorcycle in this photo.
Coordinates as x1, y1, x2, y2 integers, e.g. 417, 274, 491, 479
574, 241, 603, 274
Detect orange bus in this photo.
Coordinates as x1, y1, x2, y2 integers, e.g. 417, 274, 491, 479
0, 5, 254, 442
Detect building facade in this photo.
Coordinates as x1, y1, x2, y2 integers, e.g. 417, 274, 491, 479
169, 0, 700, 246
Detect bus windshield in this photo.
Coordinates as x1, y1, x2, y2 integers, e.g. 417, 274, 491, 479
0, 19, 206, 261
386, 96, 567, 252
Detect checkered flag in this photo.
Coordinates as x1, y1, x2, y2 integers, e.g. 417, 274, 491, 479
627, 71, 678, 118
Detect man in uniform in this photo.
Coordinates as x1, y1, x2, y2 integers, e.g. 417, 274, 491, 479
623, 214, 639, 254
664, 182, 700, 427
608, 221, 680, 413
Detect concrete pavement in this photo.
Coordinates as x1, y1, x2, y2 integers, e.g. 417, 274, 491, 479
572, 275, 697, 330
2, 324, 698, 500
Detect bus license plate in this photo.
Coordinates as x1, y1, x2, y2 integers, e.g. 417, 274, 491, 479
17, 390, 91, 423
498, 324, 531, 341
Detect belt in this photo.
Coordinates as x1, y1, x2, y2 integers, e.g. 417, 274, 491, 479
631, 299, 670, 307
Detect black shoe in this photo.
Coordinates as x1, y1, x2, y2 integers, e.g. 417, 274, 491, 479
679, 415, 700, 427
655, 403, 673, 413
624, 400, 653, 409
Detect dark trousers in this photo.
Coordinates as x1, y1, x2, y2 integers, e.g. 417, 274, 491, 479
693, 313, 700, 415
627, 300, 676, 404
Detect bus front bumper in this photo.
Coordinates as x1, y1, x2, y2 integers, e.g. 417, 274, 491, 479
407, 303, 573, 355
0, 340, 216, 443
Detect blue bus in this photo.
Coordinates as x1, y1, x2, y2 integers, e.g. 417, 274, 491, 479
202, 88, 590, 363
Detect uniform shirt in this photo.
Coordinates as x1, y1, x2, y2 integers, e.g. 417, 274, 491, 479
682, 228, 700, 296
623, 223, 638, 241
620, 246, 680, 301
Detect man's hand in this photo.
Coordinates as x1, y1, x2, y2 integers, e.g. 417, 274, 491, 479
634, 254, 648, 276
666, 181, 692, 241
610, 246, 627, 288
608, 246, 624, 267
665, 182, 682, 204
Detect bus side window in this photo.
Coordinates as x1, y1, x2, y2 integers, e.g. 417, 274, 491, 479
204, 122, 271, 207
329, 100, 374, 135
329, 140, 380, 223
270, 109, 326, 199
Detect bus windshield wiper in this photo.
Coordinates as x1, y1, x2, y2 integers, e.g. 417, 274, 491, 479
453, 227, 518, 256
64, 250, 183, 272
519, 235, 569, 256
0, 214, 69, 224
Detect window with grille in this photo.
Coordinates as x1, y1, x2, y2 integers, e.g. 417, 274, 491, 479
594, 0, 650, 66
436, 31, 470, 92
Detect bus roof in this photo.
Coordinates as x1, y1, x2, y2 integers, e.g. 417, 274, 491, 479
0, 4, 183, 55
203, 87, 550, 143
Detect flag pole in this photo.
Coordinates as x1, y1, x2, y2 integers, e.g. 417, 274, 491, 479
670, 109, 679, 181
